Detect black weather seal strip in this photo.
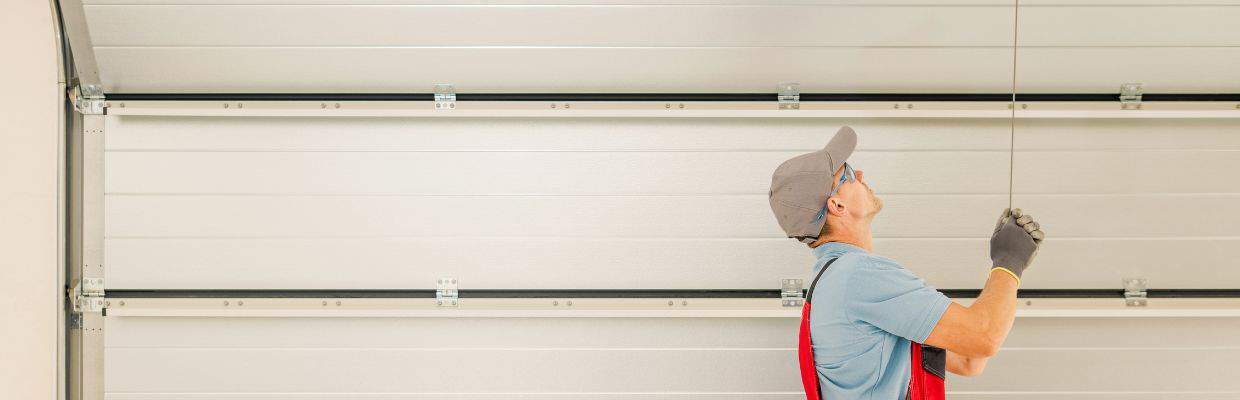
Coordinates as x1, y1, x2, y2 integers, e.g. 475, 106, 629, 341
103, 93, 1240, 103
104, 288, 1240, 299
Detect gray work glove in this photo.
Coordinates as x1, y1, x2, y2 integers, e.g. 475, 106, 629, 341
989, 208, 1045, 282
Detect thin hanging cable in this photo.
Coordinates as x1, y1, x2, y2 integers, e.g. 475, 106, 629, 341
1008, 0, 1021, 209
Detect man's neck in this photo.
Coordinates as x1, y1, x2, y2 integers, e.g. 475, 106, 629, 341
812, 227, 873, 252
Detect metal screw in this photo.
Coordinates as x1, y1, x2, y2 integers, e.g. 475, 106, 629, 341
105, 301, 111, 307
893, 103, 900, 109
682, 301, 688, 306
665, 103, 671, 109
550, 103, 556, 108
119, 301, 125, 306
322, 301, 328, 306
1021, 103, 1028, 109
907, 104, 914, 109
238, 301, 244, 306
566, 300, 573, 306
678, 103, 685, 109
553, 301, 559, 306
119, 103, 126, 108
1026, 300, 1032, 306
224, 301, 230, 306
321, 103, 327, 109
437, 301, 443, 306
237, 103, 244, 109
334, 103, 341, 109
223, 103, 230, 109
564, 103, 571, 109
336, 301, 342, 306
667, 301, 674, 306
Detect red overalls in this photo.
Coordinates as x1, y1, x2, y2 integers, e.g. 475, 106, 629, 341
798, 258, 947, 400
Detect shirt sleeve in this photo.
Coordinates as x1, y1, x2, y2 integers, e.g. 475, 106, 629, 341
844, 257, 952, 343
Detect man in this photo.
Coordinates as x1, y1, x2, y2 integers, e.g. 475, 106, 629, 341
768, 126, 1044, 400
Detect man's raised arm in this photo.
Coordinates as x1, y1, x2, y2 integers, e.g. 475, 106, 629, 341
923, 209, 1045, 365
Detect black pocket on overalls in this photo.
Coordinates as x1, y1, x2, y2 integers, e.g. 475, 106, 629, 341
921, 345, 947, 379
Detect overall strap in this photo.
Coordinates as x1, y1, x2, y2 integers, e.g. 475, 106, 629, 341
804, 257, 839, 303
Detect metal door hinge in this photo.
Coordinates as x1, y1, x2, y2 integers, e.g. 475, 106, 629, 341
71, 84, 106, 115
434, 84, 456, 110
437, 277, 459, 307
1123, 278, 1148, 307
69, 278, 106, 314
1119, 83, 1143, 110
778, 83, 800, 110
781, 278, 804, 307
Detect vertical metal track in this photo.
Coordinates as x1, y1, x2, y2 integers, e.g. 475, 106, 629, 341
58, 0, 105, 398
67, 112, 105, 400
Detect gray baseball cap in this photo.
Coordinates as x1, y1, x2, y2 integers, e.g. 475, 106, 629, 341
768, 126, 858, 244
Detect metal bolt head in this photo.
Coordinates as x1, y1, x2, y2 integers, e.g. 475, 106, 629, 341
667, 301, 674, 306
119, 301, 125, 306
665, 103, 671, 109
322, 301, 328, 306
550, 103, 556, 108
223, 103, 230, 109
1021, 103, 1028, 109
566, 300, 573, 306
334, 103, 341, 109
321, 103, 327, 109
336, 301, 342, 306
678, 103, 685, 109
564, 103, 571, 109
238, 301, 244, 306
553, 301, 559, 306
223, 301, 229, 306
682, 301, 688, 306
237, 103, 244, 109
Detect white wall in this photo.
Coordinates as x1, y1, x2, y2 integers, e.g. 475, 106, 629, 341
0, 0, 61, 399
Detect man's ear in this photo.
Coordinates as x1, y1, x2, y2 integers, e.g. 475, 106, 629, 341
826, 197, 847, 218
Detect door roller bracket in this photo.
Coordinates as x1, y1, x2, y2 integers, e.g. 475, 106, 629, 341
778, 83, 801, 110
782, 278, 805, 307
1119, 83, 1144, 110
437, 277, 459, 307
69, 278, 106, 314
434, 84, 456, 110
71, 84, 106, 115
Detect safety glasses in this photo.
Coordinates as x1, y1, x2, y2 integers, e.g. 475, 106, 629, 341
812, 163, 856, 223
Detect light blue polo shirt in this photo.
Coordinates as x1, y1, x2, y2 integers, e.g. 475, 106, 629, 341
807, 242, 953, 400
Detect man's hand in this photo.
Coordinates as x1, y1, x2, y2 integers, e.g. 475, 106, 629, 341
989, 208, 1044, 281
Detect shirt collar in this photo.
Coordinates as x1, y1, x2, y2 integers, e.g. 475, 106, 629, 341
810, 241, 867, 260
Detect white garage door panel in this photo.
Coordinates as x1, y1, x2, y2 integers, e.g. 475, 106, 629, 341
84, 5, 1010, 47
103, 194, 1005, 239
106, 237, 1240, 290
1013, 150, 1240, 194
94, 47, 1018, 93
103, 117, 1013, 152
104, 317, 1240, 349
1019, 6, 1240, 46
107, 348, 798, 392
103, 316, 1240, 397
105, 317, 799, 348
84, 4, 1240, 48
105, 149, 1236, 196
104, 194, 1238, 239
104, 151, 1009, 195
94, 47, 1240, 93
1015, 119, 1240, 150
